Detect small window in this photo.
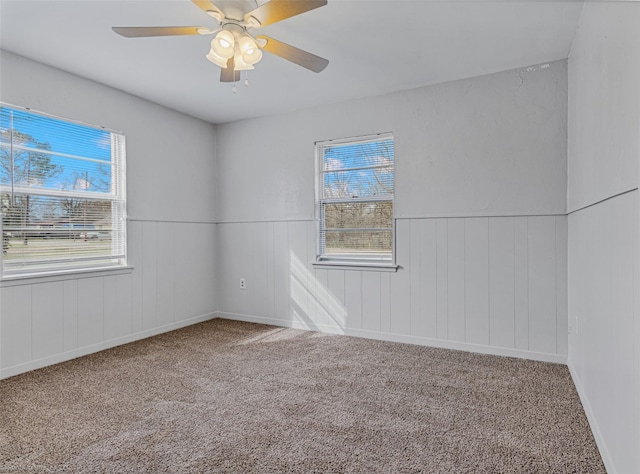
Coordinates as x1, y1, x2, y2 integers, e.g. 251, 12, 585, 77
1, 104, 126, 276
315, 133, 395, 269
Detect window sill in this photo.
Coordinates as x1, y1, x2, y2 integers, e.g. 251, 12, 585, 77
0, 265, 134, 287
312, 260, 399, 272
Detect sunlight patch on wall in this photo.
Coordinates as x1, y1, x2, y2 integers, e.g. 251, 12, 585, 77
290, 251, 347, 333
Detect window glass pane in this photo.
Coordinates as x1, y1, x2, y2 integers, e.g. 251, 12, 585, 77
2, 192, 121, 270
1, 104, 126, 275
323, 202, 393, 229
316, 134, 394, 262
324, 229, 393, 255
321, 140, 393, 198
0, 107, 111, 161
323, 168, 393, 199
1, 108, 113, 194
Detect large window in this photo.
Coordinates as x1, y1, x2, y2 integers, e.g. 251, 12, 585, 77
315, 133, 394, 268
0, 104, 126, 276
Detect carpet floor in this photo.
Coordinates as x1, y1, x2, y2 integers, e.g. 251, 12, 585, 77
1, 318, 604, 473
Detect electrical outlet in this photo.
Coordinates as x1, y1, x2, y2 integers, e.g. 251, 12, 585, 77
239, 278, 246, 290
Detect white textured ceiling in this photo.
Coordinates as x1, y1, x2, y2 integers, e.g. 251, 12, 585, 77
0, 0, 584, 124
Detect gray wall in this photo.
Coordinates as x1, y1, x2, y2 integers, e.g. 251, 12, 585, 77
216, 61, 568, 362
0, 51, 218, 378
567, 4, 640, 473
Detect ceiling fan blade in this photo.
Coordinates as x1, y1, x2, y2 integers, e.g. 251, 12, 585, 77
191, 0, 225, 19
245, 0, 327, 27
112, 27, 206, 38
257, 35, 328, 73
220, 57, 241, 82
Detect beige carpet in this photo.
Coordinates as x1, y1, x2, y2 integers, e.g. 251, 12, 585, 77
1, 318, 604, 473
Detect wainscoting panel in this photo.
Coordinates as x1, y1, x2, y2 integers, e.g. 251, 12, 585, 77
31, 281, 64, 361
489, 217, 515, 348
568, 191, 638, 472
0, 220, 217, 379
63, 280, 79, 352
0, 284, 32, 369
218, 215, 567, 361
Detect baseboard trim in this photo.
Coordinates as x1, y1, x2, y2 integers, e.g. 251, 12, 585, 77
568, 361, 616, 474
218, 312, 567, 364
0, 312, 218, 380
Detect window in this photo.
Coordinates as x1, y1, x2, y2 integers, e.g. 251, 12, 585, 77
0, 104, 126, 276
315, 133, 395, 269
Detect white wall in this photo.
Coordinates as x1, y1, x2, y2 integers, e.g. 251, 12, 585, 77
567, 3, 640, 473
0, 51, 218, 379
216, 61, 568, 363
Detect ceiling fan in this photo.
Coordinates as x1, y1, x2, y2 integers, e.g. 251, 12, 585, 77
113, 0, 329, 83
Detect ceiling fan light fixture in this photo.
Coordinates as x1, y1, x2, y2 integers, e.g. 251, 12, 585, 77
243, 47, 263, 65
205, 49, 229, 68
212, 30, 235, 59
238, 35, 263, 65
233, 56, 255, 71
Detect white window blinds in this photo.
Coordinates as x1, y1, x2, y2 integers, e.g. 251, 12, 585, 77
316, 133, 394, 263
1, 104, 126, 275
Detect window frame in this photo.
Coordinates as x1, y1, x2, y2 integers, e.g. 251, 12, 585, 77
314, 133, 397, 272
0, 103, 127, 278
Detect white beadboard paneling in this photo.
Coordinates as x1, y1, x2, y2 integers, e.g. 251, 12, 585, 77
326, 268, 347, 330
447, 218, 465, 342
77, 277, 104, 347
362, 272, 381, 332
514, 217, 529, 350
267, 222, 277, 319
174, 222, 194, 322
198, 223, 217, 315
253, 222, 270, 319
103, 276, 117, 340
156, 222, 175, 326
380, 273, 391, 334
216, 215, 565, 360
464, 218, 490, 345
217, 223, 236, 315
610, 196, 636, 470
436, 218, 449, 340
344, 271, 362, 331
142, 221, 158, 330
390, 219, 411, 335
568, 192, 638, 473
555, 215, 568, 356
32, 282, 64, 361
1, 285, 31, 369
314, 268, 330, 329
304, 220, 317, 324
231, 222, 254, 317
128, 220, 144, 333
117, 274, 134, 336
528, 216, 557, 354
290, 239, 309, 328
327, 269, 346, 322
273, 222, 289, 320
104, 274, 133, 341
187, 223, 214, 318
489, 217, 515, 349
410, 220, 423, 337
418, 219, 438, 339
63, 279, 78, 352
322, 267, 347, 330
